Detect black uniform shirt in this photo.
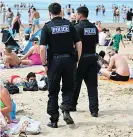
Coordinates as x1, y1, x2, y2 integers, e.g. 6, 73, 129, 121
40, 17, 81, 54
75, 20, 98, 55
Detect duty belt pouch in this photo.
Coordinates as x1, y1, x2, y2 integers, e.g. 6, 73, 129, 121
70, 51, 78, 62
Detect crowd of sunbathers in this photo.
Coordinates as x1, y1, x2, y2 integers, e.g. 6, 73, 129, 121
0, 24, 42, 68
0, 21, 132, 81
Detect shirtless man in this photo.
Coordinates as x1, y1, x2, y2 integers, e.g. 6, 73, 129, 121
100, 47, 130, 81
32, 8, 40, 33
4, 47, 21, 68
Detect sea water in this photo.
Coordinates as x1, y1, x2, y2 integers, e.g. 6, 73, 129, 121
0, 0, 133, 24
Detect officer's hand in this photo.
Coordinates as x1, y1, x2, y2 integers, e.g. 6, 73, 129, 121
44, 66, 48, 74
77, 62, 79, 68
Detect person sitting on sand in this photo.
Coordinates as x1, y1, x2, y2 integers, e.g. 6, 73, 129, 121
0, 83, 12, 124
4, 47, 21, 69
21, 37, 42, 65
100, 47, 130, 81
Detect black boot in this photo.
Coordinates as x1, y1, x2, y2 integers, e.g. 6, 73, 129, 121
91, 112, 98, 117
70, 106, 77, 112
63, 111, 74, 125
47, 122, 58, 128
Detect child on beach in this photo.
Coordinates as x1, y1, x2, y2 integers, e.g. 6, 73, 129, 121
109, 27, 125, 52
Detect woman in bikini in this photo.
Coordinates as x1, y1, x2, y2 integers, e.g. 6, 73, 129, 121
0, 83, 12, 124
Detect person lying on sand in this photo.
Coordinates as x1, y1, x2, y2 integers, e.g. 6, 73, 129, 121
4, 72, 48, 91
9, 72, 36, 85
4, 47, 21, 69
100, 47, 130, 81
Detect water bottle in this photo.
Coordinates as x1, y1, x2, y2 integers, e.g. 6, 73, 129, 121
18, 83, 23, 93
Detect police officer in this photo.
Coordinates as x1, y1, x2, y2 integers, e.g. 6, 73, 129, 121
71, 6, 99, 117
40, 3, 82, 128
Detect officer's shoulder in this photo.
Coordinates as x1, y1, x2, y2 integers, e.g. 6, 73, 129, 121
62, 18, 69, 22
75, 22, 80, 26
89, 21, 97, 27
74, 22, 81, 28
44, 20, 51, 25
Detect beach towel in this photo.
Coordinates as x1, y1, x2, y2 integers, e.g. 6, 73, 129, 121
98, 76, 133, 85
1, 65, 42, 70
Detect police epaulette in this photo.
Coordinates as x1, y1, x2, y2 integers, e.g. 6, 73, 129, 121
62, 18, 68, 21
74, 22, 80, 26
45, 21, 51, 24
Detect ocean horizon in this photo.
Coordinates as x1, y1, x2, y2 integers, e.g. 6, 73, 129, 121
0, 0, 133, 24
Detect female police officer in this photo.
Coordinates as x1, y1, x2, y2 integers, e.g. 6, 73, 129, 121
40, 3, 82, 128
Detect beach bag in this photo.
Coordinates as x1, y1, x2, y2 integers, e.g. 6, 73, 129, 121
38, 76, 48, 91
5, 83, 19, 95
23, 81, 38, 91
0, 112, 8, 131
9, 116, 41, 135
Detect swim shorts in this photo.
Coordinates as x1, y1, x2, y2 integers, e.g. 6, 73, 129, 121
33, 18, 39, 26
110, 71, 129, 81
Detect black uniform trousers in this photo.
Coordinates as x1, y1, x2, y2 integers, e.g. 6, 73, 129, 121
72, 54, 99, 113
47, 55, 76, 122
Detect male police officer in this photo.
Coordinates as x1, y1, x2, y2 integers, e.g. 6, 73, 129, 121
71, 6, 99, 117
40, 3, 82, 128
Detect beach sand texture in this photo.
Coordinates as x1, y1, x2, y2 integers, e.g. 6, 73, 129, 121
0, 23, 133, 137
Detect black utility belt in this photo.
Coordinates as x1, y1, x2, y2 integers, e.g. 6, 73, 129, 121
53, 54, 71, 58
82, 53, 96, 58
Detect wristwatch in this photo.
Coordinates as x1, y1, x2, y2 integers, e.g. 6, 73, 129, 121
42, 64, 47, 67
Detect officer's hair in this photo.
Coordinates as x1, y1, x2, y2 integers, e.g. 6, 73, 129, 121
48, 3, 61, 15
77, 6, 89, 18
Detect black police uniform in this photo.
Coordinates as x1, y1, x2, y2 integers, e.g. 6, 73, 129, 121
40, 17, 80, 123
72, 20, 99, 114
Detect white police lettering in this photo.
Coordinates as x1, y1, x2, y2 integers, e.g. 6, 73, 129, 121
84, 28, 96, 35
51, 25, 70, 34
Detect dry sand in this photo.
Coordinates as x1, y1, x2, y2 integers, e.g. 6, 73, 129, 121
0, 23, 133, 137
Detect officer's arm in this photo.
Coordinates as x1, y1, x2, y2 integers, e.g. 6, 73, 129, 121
40, 25, 48, 65
75, 41, 82, 61
95, 27, 99, 45
71, 24, 82, 61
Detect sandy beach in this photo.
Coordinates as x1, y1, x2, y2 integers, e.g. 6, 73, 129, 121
0, 23, 133, 137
